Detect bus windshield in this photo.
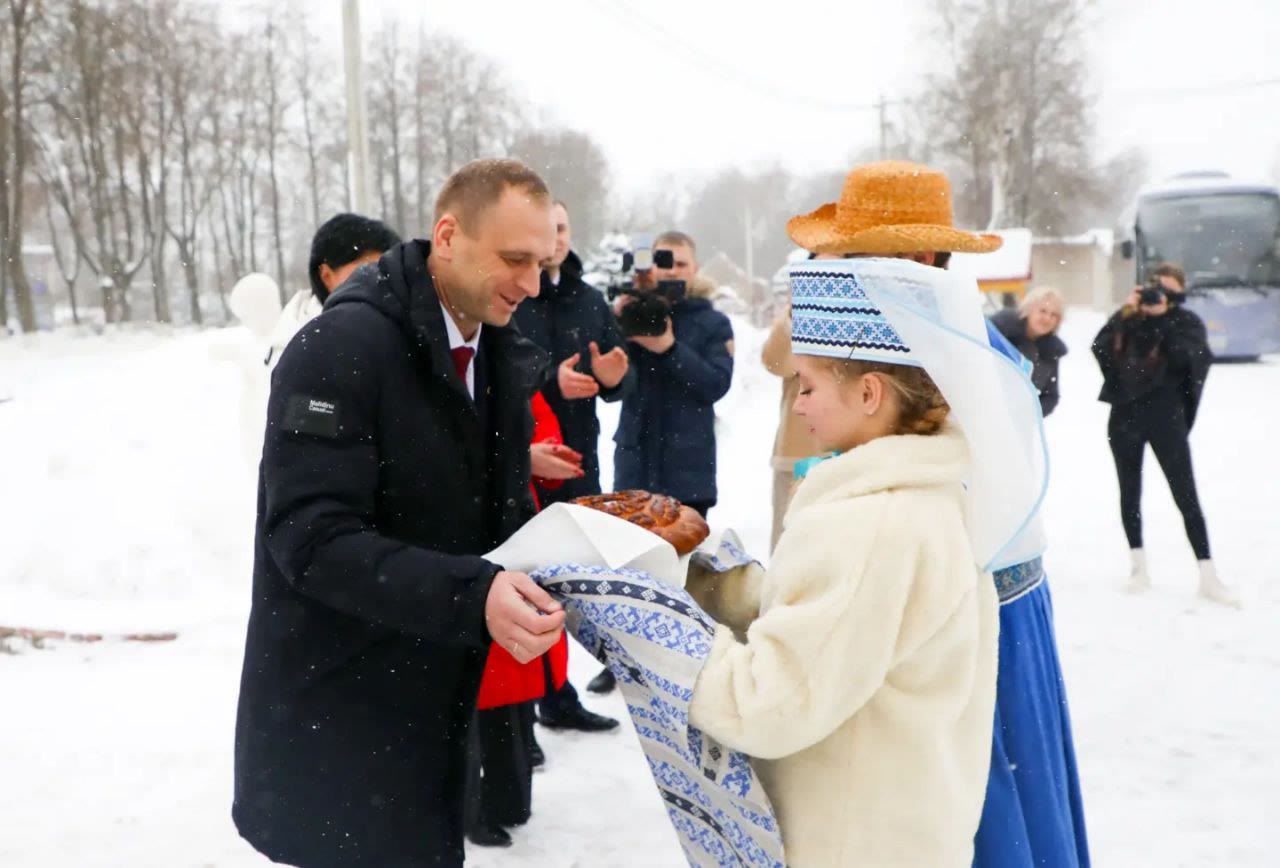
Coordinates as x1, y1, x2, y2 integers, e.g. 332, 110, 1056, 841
1136, 192, 1280, 288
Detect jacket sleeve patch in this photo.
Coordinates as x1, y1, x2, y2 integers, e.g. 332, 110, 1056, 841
282, 394, 341, 438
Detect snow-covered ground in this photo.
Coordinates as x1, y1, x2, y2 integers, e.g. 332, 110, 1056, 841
1, 311, 1276, 867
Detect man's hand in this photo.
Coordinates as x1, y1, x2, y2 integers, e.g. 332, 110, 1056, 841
589, 341, 629, 389
485, 571, 565, 664
558, 354, 600, 399
628, 317, 675, 354
530, 442, 584, 480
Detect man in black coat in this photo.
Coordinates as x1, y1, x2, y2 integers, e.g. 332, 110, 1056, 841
613, 231, 734, 516
512, 200, 626, 729
233, 159, 567, 868
513, 200, 634, 504
590, 231, 734, 696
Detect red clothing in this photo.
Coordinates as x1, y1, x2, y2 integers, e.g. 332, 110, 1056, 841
476, 392, 570, 711
529, 390, 566, 505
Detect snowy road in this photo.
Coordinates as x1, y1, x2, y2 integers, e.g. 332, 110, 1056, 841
1, 312, 1275, 866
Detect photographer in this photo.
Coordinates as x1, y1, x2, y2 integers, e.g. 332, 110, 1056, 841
611, 231, 734, 519
1092, 263, 1238, 606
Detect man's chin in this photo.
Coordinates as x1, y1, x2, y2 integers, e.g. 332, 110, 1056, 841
483, 307, 517, 328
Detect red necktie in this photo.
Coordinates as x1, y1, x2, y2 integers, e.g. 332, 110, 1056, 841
450, 346, 474, 386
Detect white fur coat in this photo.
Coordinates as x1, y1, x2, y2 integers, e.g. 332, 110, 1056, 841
687, 425, 998, 867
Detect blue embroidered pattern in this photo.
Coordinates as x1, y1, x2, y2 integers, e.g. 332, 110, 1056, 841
790, 270, 911, 356
993, 556, 1045, 604
533, 533, 785, 868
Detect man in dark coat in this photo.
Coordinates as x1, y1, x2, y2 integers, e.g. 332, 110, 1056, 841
233, 159, 567, 868
513, 201, 634, 504
512, 200, 626, 729
613, 231, 734, 516
1092, 262, 1237, 606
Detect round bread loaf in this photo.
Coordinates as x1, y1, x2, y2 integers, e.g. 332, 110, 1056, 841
571, 490, 710, 556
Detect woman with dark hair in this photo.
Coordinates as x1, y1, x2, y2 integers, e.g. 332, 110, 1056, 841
1092, 263, 1238, 606
990, 286, 1069, 417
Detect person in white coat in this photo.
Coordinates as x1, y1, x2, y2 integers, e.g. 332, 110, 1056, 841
683, 256, 1047, 867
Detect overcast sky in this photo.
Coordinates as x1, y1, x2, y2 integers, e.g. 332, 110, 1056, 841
294, 0, 1280, 196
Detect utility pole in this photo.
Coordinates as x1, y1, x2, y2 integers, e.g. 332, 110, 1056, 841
343, 0, 372, 213
744, 201, 755, 309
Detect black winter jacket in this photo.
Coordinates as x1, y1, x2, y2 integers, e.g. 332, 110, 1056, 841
512, 251, 634, 502
614, 292, 734, 505
1091, 303, 1211, 428
233, 240, 546, 868
990, 308, 1069, 417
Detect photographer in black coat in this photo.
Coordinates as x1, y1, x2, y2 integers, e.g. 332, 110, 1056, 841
611, 231, 734, 516
1092, 263, 1238, 606
233, 160, 567, 868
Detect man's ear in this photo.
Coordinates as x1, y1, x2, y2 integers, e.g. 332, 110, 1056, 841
433, 215, 458, 259
318, 263, 337, 292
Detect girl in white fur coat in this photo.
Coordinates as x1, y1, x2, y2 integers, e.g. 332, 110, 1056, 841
687, 317, 999, 865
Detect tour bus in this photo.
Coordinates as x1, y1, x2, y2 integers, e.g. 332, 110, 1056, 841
1113, 171, 1280, 359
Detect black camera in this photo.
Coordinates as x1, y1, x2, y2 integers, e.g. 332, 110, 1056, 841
609, 280, 687, 337
607, 247, 685, 338
1139, 278, 1165, 307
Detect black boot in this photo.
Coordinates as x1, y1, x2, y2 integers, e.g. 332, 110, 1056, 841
587, 667, 617, 695
529, 738, 546, 770
467, 822, 513, 848
538, 704, 619, 732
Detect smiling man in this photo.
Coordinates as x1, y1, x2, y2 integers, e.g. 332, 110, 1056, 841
233, 159, 565, 868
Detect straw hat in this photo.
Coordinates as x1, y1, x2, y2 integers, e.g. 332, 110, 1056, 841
787, 161, 1003, 255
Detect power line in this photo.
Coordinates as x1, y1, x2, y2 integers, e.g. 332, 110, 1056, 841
583, 1, 1280, 111
1114, 76, 1280, 101
584, 0, 904, 114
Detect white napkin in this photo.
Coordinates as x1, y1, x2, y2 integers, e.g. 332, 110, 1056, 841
484, 503, 729, 589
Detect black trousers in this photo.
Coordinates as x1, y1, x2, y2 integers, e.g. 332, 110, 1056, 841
465, 704, 532, 831
538, 653, 584, 720
1107, 402, 1211, 560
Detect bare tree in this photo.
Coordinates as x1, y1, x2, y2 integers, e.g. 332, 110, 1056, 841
38, 0, 156, 324
367, 26, 410, 234
153, 3, 227, 325
0, 0, 42, 332
42, 189, 80, 324
922, 0, 1100, 235
260, 17, 290, 302
510, 127, 612, 249
291, 18, 326, 228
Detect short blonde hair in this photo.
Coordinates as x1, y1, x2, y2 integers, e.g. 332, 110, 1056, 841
1019, 285, 1065, 320
434, 159, 551, 231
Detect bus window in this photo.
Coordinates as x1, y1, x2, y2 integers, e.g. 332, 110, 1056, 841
1136, 193, 1280, 288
